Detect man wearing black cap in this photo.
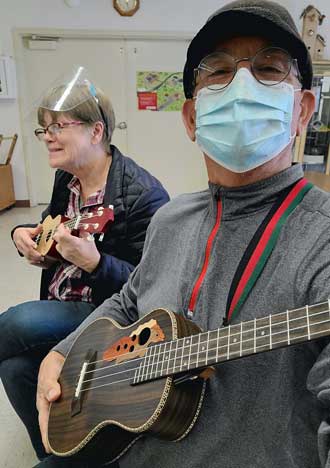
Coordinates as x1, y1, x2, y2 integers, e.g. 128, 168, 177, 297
34, 1, 330, 468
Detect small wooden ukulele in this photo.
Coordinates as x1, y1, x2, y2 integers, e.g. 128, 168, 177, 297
35, 206, 114, 263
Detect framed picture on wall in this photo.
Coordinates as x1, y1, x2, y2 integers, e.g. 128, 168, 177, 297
0, 56, 16, 99
0, 58, 8, 97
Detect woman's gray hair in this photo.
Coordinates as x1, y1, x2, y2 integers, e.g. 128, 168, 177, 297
38, 85, 116, 150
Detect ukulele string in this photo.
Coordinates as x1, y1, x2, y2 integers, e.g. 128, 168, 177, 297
78, 311, 330, 392
84, 305, 330, 371
79, 323, 330, 393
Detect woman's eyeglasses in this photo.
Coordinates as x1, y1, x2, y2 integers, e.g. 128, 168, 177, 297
34, 121, 84, 141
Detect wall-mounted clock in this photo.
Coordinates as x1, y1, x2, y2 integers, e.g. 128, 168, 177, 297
113, 0, 140, 16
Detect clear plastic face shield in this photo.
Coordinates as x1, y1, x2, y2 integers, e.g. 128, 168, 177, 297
32, 66, 109, 141
37, 66, 99, 112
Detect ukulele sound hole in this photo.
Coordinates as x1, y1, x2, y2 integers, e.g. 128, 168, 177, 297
139, 327, 151, 346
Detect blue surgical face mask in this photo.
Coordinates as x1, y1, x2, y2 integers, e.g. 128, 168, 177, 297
195, 68, 300, 173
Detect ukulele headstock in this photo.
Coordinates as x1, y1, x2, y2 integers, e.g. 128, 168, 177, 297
79, 205, 114, 234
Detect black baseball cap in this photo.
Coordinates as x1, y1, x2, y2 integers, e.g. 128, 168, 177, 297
183, 0, 313, 98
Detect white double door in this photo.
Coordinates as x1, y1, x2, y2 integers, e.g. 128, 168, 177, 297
21, 35, 207, 203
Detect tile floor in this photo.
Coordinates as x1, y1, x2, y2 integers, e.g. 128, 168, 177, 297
0, 206, 44, 468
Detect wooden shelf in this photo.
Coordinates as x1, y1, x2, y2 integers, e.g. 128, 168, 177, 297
304, 171, 330, 191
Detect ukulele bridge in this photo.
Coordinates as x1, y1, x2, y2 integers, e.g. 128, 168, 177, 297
71, 349, 96, 417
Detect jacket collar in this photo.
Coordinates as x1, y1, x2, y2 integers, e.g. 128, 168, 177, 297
103, 145, 125, 207
209, 164, 305, 219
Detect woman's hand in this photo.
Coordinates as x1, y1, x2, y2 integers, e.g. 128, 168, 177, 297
53, 223, 101, 273
37, 351, 65, 453
12, 225, 45, 267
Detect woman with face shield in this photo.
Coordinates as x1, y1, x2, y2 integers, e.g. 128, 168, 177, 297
0, 67, 169, 465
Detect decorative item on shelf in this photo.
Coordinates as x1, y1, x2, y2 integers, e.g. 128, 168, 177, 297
0, 134, 18, 211
295, 65, 330, 174
300, 5, 326, 60
297, 7, 330, 175
113, 0, 139, 16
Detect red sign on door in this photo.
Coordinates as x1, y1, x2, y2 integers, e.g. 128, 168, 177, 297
137, 92, 157, 110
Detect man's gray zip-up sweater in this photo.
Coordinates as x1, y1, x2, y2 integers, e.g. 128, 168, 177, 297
54, 164, 330, 468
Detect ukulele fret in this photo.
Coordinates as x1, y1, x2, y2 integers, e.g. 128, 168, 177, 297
74, 215, 81, 230
149, 345, 157, 381
226, 326, 230, 360
198, 333, 208, 367
179, 339, 185, 372
226, 323, 241, 359
196, 333, 201, 369
154, 341, 162, 379
299, 302, 330, 341
286, 310, 290, 345
166, 340, 173, 376
188, 336, 193, 370
287, 307, 309, 344
162, 342, 171, 375
143, 347, 152, 382
133, 356, 143, 384
173, 339, 179, 373
306, 305, 311, 340
145, 346, 154, 380
182, 338, 190, 370
205, 331, 210, 365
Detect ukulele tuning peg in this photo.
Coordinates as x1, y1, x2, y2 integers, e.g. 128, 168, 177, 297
108, 204, 114, 210
99, 233, 104, 242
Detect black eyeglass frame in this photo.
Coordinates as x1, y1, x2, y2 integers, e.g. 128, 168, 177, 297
193, 46, 303, 94
34, 121, 84, 140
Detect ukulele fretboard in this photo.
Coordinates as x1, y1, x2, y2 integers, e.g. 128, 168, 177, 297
134, 300, 330, 384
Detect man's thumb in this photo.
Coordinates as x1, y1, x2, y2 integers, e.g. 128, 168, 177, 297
47, 386, 60, 401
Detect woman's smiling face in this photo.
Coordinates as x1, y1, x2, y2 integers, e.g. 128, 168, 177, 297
42, 112, 95, 173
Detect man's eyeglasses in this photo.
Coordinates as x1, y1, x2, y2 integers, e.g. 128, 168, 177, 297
193, 47, 302, 92
34, 121, 84, 141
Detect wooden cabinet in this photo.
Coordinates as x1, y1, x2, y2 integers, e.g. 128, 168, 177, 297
0, 163, 15, 210
0, 134, 17, 211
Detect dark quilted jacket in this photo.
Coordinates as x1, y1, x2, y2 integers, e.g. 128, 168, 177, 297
14, 145, 169, 306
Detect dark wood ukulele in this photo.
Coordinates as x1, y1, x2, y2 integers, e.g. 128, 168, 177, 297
34, 206, 114, 263
47, 300, 330, 463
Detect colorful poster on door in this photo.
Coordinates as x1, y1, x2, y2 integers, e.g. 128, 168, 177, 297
137, 71, 185, 111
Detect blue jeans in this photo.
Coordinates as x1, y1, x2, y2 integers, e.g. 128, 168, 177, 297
0, 300, 98, 463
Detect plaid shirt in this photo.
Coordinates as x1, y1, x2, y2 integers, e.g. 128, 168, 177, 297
48, 176, 105, 302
